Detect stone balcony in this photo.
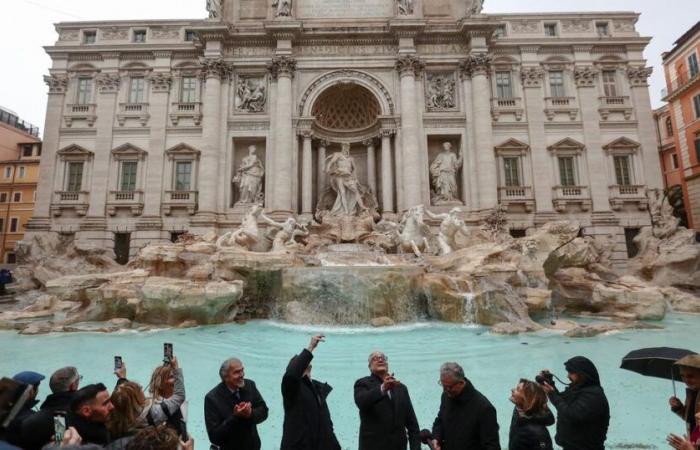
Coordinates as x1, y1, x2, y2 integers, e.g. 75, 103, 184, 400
106, 190, 144, 216
598, 96, 633, 120
163, 190, 198, 215
50, 191, 89, 217
490, 97, 524, 121
544, 97, 578, 120
117, 103, 150, 126
498, 186, 535, 212
609, 185, 649, 211
64, 104, 97, 127
552, 185, 592, 212
169, 102, 202, 126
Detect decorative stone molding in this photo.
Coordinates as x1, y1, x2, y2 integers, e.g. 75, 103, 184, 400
626, 66, 653, 87
149, 72, 173, 92
96, 73, 121, 94
561, 19, 591, 33
151, 26, 180, 40
199, 58, 229, 80
297, 129, 314, 139
395, 55, 424, 77
510, 20, 539, 34
44, 74, 69, 94
573, 66, 598, 87
234, 75, 267, 113
267, 56, 297, 80
58, 30, 79, 41
614, 20, 636, 32
460, 53, 491, 77
520, 66, 545, 88
379, 128, 396, 138
102, 27, 129, 40
425, 72, 457, 111
602, 137, 640, 154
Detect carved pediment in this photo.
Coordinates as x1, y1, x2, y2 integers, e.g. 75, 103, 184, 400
494, 138, 530, 155
57, 144, 94, 158
603, 137, 640, 153
547, 138, 585, 153
165, 143, 201, 159
111, 143, 148, 158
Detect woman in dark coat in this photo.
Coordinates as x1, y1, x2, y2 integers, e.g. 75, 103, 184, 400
508, 379, 554, 450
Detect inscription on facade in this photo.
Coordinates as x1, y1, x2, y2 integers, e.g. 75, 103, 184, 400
297, 0, 392, 18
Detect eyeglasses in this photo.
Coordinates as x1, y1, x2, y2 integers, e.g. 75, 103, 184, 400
370, 355, 388, 362
438, 379, 464, 390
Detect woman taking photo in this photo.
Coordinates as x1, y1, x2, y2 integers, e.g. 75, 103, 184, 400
508, 379, 555, 450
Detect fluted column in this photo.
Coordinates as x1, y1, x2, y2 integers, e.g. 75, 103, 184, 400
300, 130, 313, 214
268, 56, 296, 212
458, 63, 476, 210
380, 129, 395, 213
627, 66, 663, 189
364, 139, 377, 194
396, 55, 425, 209
317, 140, 328, 196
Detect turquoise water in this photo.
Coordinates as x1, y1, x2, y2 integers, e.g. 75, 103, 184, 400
1, 315, 696, 450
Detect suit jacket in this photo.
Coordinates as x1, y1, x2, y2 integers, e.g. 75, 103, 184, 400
354, 373, 421, 450
204, 379, 269, 450
281, 349, 341, 450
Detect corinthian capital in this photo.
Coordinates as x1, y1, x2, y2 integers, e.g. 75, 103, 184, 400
149, 72, 173, 92
95, 73, 121, 94
573, 66, 598, 87
44, 74, 69, 94
395, 55, 425, 78
626, 66, 653, 87
460, 53, 492, 78
520, 66, 545, 88
199, 57, 229, 80
268, 56, 297, 80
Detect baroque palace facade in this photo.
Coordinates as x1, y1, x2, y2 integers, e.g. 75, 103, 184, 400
28, 0, 663, 265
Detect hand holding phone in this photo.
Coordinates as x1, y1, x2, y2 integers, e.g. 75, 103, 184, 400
114, 356, 123, 372
53, 414, 66, 444
164, 343, 173, 364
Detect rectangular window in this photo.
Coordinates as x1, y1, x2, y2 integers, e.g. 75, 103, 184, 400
494, 25, 506, 38
602, 70, 618, 97
549, 71, 565, 97
666, 117, 674, 137
614, 155, 632, 185
22, 145, 33, 157
83, 31, 96, 44
0, 219, 4, 233
544, 23, 557, 37
9, 218, 18, 233
558, 157, 576, 186
133, 30, 147, 43
77, 78, 92, 104
694, 94, 700, 119
495, 71, 512, 98
184, 30, 196, 42
18, 167, 24, 179
120, 161, 138, 192
689, 53, 699, 78
625, 228, 640, 258
503, 157, 521, 186
596, 22, 609, 36
0, 193, 6, 203
66, 162, 84, 192
13, 192, 21, 203
4, 167, 11, 179
128, 77, 145, 104
175, 161, 192, 191
695, 136, 700, 164
180, 77, 197, 103
5, 252, 16, 264
672, 153, 679, 169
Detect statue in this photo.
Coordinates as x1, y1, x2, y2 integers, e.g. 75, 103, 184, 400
425, 208, 470, 255
426, 74, 456, 111
468, 0, 485, 15
261, 212, 307, 252
272, 0, 292, 17
397, 0, 414, 15
324, 143, 369, 216
649, 189, 679, 239
233, 145, 265, 205
206, 0, 223, 18
429, 142, 463, 204
235, 78, 266, 113
217, 204, 264, 251
398, 205, 433, 257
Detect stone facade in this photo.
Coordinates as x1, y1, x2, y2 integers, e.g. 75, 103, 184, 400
27, 0, 663, 266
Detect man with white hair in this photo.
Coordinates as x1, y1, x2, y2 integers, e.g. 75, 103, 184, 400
204, 358, 269, 450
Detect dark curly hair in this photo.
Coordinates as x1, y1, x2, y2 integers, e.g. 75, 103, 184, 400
126, 425, 179, 450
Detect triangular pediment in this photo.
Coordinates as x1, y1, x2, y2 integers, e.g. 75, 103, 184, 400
165, 143, 200, 157
495, 138, 530, 150
548, 138, 585, 152
111, 143, 148, 157
57, 144, 94, 157
603, 137, 640, 150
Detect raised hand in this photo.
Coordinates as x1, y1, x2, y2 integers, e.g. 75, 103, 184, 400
669, 396, 683, 410
667, 433, 695, 450
115, 362, 127, 379
307, 335, 326, 352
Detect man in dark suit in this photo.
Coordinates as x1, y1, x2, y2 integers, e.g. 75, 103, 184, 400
281, 335, 341, 450
204, 357, 269, 450
354, 351, 421, 450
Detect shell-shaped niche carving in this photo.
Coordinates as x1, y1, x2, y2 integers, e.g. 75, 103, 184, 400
311, 83, 381, 131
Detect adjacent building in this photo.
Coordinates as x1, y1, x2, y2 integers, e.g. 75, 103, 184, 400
0, 107, 42, 263
27, 0, 664, 266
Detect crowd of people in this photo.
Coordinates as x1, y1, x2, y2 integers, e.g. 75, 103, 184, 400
1, 336, 699, 450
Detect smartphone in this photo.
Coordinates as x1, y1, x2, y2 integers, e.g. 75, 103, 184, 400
53, 413, 66, 444
114, 356, 123, 372
164, 343, 173, 363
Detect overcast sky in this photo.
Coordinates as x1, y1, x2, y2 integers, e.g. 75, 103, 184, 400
1, 0, 698, 136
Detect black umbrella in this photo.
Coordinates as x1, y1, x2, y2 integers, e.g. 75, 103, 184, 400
620, 347, 697, 396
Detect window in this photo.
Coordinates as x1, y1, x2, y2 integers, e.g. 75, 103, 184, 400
495, 71, 512, 98
544, 23, 557, 37
549, 71, 565, 97
21, 145, 33, 157
4, 167, 11, 179
5, 252, 16, 264
184, 30, 196, 42
180, 77, 197, 103
689, 53, 699, 78
83, 31, 96, 44
494, 25, 506, 38
503, 157, 521, 186
695, 135, 700, 164
596, 22, 609, 36
672, 153, 679, 170
120, 161, 138, 192
693, 94, 700, 119
66, 162, 84, 192
624, 228, 640, 258
614, 155, 632, 185
175, 161, 192, 191
77, 78, 93, 104
128, 77, 145, 103
558, 156, 577, 186
12, 192, 21, 203
133, 30, 147, 43
18, 167, 24, 179
0, 194, 6, 203
9, 218, 18, 233
666, 117, 674, 137
602, 70, 618, 97
0, 219, 4, 233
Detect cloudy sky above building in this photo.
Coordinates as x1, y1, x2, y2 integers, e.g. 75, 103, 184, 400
0, 0, 697, 134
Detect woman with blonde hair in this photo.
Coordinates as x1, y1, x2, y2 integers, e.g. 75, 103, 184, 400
508, 379, 554, 450
107, 381, 148, 441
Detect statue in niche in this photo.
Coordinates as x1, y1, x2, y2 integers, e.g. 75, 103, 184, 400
429, 142, 463, 205
321, 143, 370, 216
206, 0, 223, 18
397, 0, 414, 15
397, 205, 433, 257
425, 207, 470, 255
426, 74, 456, 111
216, 204, 264, 251
235, 77, 266, 113
261, 212, 308, 252
233, 145, 265, 205
272, 0, 292, 17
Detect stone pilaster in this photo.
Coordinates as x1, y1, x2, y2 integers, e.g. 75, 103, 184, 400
317, 140, 328, 197
299, 130, 314, 214
627, 66, 663, 190
395, 54, 424, 210
458, 63, 476, 210
142, 71, 172, 219
380, 129, 395, 213
363, 138, 377, 195
268, 55, 297, 212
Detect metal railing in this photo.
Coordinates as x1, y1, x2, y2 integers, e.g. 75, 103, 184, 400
0, 108, 39, 136
665, 68, 700, 99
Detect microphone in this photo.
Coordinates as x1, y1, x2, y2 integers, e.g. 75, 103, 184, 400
420, 429, 436, 450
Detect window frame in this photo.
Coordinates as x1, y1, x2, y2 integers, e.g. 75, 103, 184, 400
0, 218, 4, 233
174, 161, 193, 191
128, 77, 146, 104
21, 145, 33, 157
689, 52, 699, 78
119, 161, 138, 192
18, 167, 24, 179
184, 30, 196, 42
613, 154, 634, 186
544, 23, 558, 37
601, 70, 618, 97
502, 156, 522, 187
12, 192, 21, 203
0, 193, 7, 203
693, 94, 700, 119
180, 76, 197, 103
76, 78, 93, 105
66, 161, 84, 192
596, 22, 610, 36
549, 70, 566, 97
671, 153, 679, 170
133, 29, 147, 43
4, 167, 12, 179
666, 117, 674, 137
495, 71, 513, 99
557, 156, 578, 186
9, 217, 19, 233
695, 135, 700, 165
83, 30, 97, 45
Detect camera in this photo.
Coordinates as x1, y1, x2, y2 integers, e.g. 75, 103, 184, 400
536, 370, 555, 387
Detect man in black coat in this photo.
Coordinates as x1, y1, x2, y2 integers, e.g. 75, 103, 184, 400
204, 357, 269, 450
281, 335, 341, 450
354, 351, 421, 450
431, 362, 500, 450
66, 383, 114, 446
540, 356, 610, 450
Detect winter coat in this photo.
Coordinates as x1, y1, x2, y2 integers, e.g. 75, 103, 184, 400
20, 391, 75, 450
432, 379, 501, 450
204, 379, 269, 450
507, 407, 554, 450
4, 400, 38, 447
66, 412, 110, 446
280, 349, 341, 450
354, 373, 421, 450
672, 388, 700, 435
547, 356, 610, 450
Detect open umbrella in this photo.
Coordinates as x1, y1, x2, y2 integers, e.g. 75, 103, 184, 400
620, 347, 697, 396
